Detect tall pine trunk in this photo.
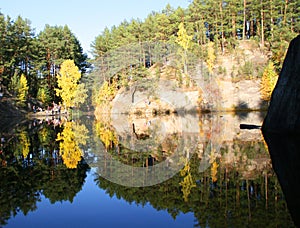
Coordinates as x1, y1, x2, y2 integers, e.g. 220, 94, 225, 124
220, 0, 225, 54
243, 0, 247, 40
232, 14, 236, 38
260, 0, 265, 46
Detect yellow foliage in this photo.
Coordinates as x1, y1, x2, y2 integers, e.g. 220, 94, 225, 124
179, 160, 196, 202
73, 122, 89, 146
261, 62, 278, 101
206, 42, 216, 74
56, 121, 86, 169
18, 74, 29, 104
176, 22, 192, 51
39, 128, 50, 144
176, 22, 193, 81
95, 121, 118, 149
94, 80, 117, 106
73, 83, 88, 108
56, 59, 87, 108
211, 161, 219, 182
19, 131, 30, 158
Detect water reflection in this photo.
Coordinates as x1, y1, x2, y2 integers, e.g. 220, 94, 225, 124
0, 113, 296, 227
263, 132, 300, 227
0, 118, 90, 226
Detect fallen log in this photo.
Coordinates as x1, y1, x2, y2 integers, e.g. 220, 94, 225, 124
239, 124, 261, 129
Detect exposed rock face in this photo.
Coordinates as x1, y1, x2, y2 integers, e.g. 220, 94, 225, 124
262, 35, 300, 132
111, 80, 199, 114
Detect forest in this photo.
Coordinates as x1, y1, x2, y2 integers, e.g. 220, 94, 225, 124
92, 0, 299, 62
0, 15, 89, 111
0, 0, 299, 112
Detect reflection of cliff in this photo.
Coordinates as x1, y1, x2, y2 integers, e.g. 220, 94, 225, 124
95, 154, 294, 227
0, 121, 90, 226
89, 111, 270, 187
91, 112, 202, 186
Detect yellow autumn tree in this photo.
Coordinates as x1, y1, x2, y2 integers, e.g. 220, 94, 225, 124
56, 121, 87, 169
19, 131, 30, 158
95, 121, 118, 149
37, 87, 51, 104
206, 42, 216, 74
176, 22, 192, 52
56, 59, 87, 109
176, 22, 193, 85
261, 61, 278, 101
94, 80, 117, 105
211, 161, 219, 182
18, 74, 29, 106
179, 160, 196, 202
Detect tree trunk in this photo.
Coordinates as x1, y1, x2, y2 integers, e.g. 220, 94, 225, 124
283, 0, 288, 25
232, 14, 236, 38
260, 0, 265, 47
243, 0, 246, 40
270, 0, 274, 41
220, 0, 225, 54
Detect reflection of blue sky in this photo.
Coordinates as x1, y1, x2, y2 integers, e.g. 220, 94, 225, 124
6, 168, 194, 228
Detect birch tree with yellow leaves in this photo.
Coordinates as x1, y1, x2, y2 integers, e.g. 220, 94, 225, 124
56, 60, 87, 109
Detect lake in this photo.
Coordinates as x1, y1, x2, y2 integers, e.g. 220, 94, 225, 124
0, 112, 296, 227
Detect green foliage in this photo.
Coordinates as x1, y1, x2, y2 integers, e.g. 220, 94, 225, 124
8, 73, 19, 96
1, 0, 299, 111
238, 61, 254, 79
271, 41, 289, 72
91, 0, 299, 69
0, 121, 90, 225
73, 83, 88, 108
0, 11, 88, 107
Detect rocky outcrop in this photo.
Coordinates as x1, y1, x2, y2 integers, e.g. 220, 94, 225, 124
218, 79, 265, 111
111, 80, 199, 115
262, 35, 300, 132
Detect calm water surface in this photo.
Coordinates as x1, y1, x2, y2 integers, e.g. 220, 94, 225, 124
0, 112, 296, 227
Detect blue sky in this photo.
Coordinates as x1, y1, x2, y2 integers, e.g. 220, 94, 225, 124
1, 0, 190, 56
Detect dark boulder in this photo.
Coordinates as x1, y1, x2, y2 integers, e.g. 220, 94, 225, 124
262, 35, 300, 132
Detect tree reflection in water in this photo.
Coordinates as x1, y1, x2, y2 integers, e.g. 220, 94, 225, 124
91, 113, 295, 227
0, 114, 297, 227
0, 119, 90, 226
95, 152, 294, 227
